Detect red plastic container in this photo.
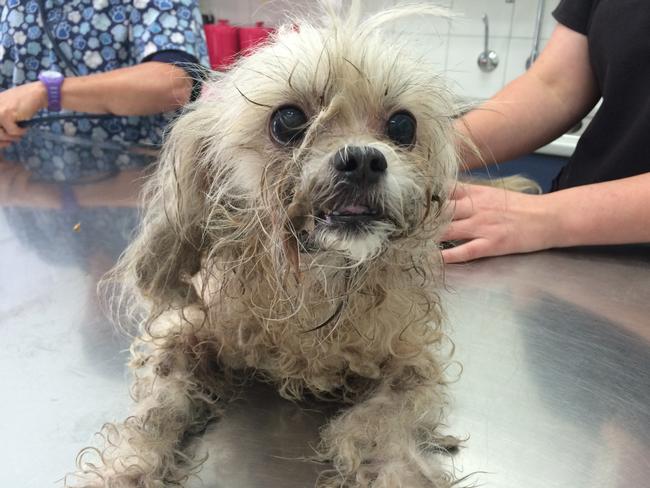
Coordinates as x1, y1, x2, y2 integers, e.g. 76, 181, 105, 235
238, 21, 274, 54
204, 19, 240, 71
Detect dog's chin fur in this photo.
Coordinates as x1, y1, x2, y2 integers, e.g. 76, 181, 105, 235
316, 222, 393, 262
65, 2, 465, 488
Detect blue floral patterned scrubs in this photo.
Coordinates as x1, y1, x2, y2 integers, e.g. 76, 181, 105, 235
0, 0, 208, 181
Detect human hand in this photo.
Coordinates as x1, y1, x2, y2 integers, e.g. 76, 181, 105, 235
0, 82, 47, 148
441, 183, 556, 263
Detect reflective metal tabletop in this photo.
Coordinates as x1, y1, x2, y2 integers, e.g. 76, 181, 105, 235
1, 158, 648, 488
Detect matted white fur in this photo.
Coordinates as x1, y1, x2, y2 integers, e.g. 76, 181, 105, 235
64, 2, 466, 487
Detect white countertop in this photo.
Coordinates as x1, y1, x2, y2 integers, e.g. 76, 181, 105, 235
537, 132, 580, 157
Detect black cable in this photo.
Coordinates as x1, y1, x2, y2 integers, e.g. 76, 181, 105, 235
36, 0, 80, 76
17, 113, 116, 128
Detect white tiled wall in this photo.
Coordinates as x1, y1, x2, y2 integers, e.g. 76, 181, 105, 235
199, 0, 559, 100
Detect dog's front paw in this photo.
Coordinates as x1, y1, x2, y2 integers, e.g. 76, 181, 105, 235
315, 438, 455, 488
64, 470, 166, 488
315, 408, 456, 488
316, 458, 454, 488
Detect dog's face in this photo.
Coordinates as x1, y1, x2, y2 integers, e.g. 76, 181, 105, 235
191, 7, 458, 265
136, 4, 458, 305
122, 3, 460, 316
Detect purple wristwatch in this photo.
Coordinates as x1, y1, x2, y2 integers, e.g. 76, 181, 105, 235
38, 71, 64, 112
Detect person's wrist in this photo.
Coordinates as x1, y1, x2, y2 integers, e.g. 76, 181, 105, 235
536, 192, 572, 249
31, 81, 49, 111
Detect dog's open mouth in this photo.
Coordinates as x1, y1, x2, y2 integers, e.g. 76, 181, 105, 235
295, 202, 393, 254
320, 204, 383, 227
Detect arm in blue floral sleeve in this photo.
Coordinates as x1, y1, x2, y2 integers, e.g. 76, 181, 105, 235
129, 0, 209, 67
57, 0, 209, 115
0, 59, 194, 137
0, 0, 209, 141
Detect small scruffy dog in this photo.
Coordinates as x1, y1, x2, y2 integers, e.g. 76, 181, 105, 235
67, 2, 463, 487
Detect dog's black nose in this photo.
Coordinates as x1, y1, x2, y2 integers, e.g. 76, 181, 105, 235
332, 146, 387, 185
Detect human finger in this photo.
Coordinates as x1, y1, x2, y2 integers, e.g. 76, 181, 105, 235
0, 111, 27, 138
447, 182, 470, 200
440, 218, 480, 242
5, 121, 27, 138
442, 238, 492, 264
447, 197, 476, 221
0, 128, 21, 143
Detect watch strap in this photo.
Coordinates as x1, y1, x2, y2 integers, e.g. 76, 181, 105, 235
38, 72, 64, 112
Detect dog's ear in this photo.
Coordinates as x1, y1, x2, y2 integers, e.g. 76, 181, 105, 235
118, 108, 213, 312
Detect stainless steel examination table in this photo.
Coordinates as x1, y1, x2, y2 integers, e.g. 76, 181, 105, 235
1, 150, 648, 488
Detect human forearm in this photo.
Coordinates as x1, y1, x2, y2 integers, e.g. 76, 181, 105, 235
456, 24, 600, 170
544, 172, 650, 247
61, 62, 193, 116
457, 74, 585, 168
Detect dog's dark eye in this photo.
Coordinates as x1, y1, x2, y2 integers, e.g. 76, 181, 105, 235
386, 111, 417, 148
270, 105, 308, 146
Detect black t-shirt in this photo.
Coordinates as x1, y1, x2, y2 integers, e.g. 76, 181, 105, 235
552, 0, 650, 190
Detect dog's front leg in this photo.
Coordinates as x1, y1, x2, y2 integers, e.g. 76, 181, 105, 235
66, 306, 229, 488
317, 355, 457, 488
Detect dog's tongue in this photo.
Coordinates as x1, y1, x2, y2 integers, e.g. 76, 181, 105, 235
338, 205, 369, 215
